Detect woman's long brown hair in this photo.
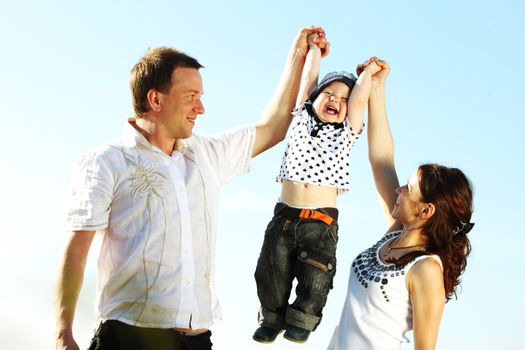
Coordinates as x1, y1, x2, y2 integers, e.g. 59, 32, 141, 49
418, 163, 474, 301
390, 164, 474, 301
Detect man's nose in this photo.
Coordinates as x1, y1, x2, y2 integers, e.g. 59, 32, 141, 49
194, 100, 205, 114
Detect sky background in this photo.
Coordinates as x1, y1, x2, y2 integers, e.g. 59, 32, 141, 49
1, 0, 524, 349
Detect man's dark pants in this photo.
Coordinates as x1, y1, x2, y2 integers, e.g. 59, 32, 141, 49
88, 320, 213, 350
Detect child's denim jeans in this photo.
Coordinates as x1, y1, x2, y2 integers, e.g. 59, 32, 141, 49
254, 203, 339, 332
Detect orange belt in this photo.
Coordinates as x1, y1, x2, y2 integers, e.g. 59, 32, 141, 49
298, 209, 334, 226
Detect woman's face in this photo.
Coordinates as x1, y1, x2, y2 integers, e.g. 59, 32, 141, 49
312, 81, 350, 123
391, 170, 425, 223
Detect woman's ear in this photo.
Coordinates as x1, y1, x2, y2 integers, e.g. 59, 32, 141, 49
420, 203, 436, 220
146, 89, 162, 112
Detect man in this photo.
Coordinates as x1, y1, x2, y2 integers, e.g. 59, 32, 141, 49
55, 27, 327, 350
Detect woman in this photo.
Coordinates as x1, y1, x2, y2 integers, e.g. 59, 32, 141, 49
327, 58, 475, 350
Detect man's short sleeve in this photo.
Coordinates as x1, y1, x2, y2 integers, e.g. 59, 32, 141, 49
194, 125, 256, 184
66, 149, 115, 231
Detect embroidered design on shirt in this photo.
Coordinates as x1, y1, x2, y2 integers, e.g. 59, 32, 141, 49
352, 232, 412, 303
122, 152, 167, 198
115, 147, 169, 322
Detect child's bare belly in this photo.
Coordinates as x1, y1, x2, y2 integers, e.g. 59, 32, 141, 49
280, 179, 338, 208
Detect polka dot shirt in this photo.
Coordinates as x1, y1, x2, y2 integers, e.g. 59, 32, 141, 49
276, 101, 362, 194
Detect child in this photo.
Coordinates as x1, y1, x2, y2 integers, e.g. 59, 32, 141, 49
253, 31, 381, 344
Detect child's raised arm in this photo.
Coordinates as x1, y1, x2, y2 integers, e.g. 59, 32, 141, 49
346, 60, 381, 134
295, 32, 329, 107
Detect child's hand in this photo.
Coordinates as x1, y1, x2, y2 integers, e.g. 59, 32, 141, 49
293, 26, 329, 57
315, 31, 330, 57
306, 32, 330, 57
363, 61, 381, 75
307, 32, 320, 47
356, 57, 375, 76
370, 58, 390, 85
319, 36, 330, 58
356, 57, 390, 85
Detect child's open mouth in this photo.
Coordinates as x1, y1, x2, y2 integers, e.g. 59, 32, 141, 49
325, 105, 338, 115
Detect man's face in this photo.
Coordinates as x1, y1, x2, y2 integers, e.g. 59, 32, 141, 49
157, 67, 205, 140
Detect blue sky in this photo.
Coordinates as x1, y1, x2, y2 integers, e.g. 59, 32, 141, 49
1, 0, 524, 349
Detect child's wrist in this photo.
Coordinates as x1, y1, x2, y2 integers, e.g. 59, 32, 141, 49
357, 70, 373, 81
308, 45, 321, 55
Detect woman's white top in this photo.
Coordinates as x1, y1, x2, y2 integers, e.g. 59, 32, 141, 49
327, 231, 443, 350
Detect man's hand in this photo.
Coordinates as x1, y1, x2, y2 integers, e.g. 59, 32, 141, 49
54, 230, 96, 350
55, 330, 80, 350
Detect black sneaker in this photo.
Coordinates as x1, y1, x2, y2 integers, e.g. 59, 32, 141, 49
252, 326, 281, 344
283, 325, 311, 343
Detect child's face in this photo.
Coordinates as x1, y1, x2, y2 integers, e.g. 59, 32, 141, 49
312, 81, 350, 124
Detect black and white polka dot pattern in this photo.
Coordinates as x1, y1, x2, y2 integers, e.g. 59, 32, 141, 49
276, 102, 361, 193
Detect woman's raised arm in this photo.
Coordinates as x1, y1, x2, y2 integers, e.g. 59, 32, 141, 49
364, 59, 401, 228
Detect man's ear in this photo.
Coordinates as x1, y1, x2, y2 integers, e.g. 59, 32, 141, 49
146, 89, 162, 112
420, 203, 436, 220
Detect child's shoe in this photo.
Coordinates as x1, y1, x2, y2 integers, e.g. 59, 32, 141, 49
283, 324, 310, 343
252, 326, 282, 344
